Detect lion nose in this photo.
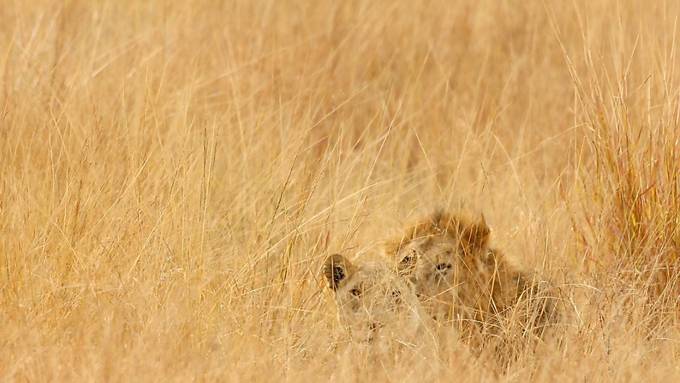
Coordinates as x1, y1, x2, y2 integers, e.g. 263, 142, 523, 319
436, 263, 452, 272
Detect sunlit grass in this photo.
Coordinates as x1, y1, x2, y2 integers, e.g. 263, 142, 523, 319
0, 0, 678, 381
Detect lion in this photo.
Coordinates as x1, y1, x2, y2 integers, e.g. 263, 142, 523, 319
321, 253, 431, 346
383, 210, 560, 353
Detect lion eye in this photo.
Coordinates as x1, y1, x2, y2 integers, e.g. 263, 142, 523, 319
401, 250, 417, 265
350, 288, 362, 297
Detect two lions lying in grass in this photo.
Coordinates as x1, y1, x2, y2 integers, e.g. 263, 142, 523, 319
322, 210, 560, 360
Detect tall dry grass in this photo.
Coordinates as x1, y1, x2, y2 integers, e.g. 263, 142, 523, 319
0, 0, 678, 381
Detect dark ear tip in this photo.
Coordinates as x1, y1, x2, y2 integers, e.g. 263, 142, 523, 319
323, 253, 348, 290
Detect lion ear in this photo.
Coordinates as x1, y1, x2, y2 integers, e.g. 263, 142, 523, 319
323, 254, 354, 291
459, 217, 490, 253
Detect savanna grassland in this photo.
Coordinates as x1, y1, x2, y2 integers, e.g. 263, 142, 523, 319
1, 0, 679, 381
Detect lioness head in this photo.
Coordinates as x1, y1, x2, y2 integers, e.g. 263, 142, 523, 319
322, 253, 424, 343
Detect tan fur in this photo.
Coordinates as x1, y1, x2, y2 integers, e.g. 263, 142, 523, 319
321, 253, 428, 345
384, 210, 559, 350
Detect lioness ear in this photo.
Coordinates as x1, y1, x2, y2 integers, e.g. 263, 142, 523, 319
323, 254, 353, 291
460, 217, 490, 253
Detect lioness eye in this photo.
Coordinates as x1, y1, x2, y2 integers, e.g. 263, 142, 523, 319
350, 288, 362, 297
435, 263, 452, 271
390, 290, 402, 307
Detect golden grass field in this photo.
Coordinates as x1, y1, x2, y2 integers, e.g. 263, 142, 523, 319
1, 0, 679, 381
